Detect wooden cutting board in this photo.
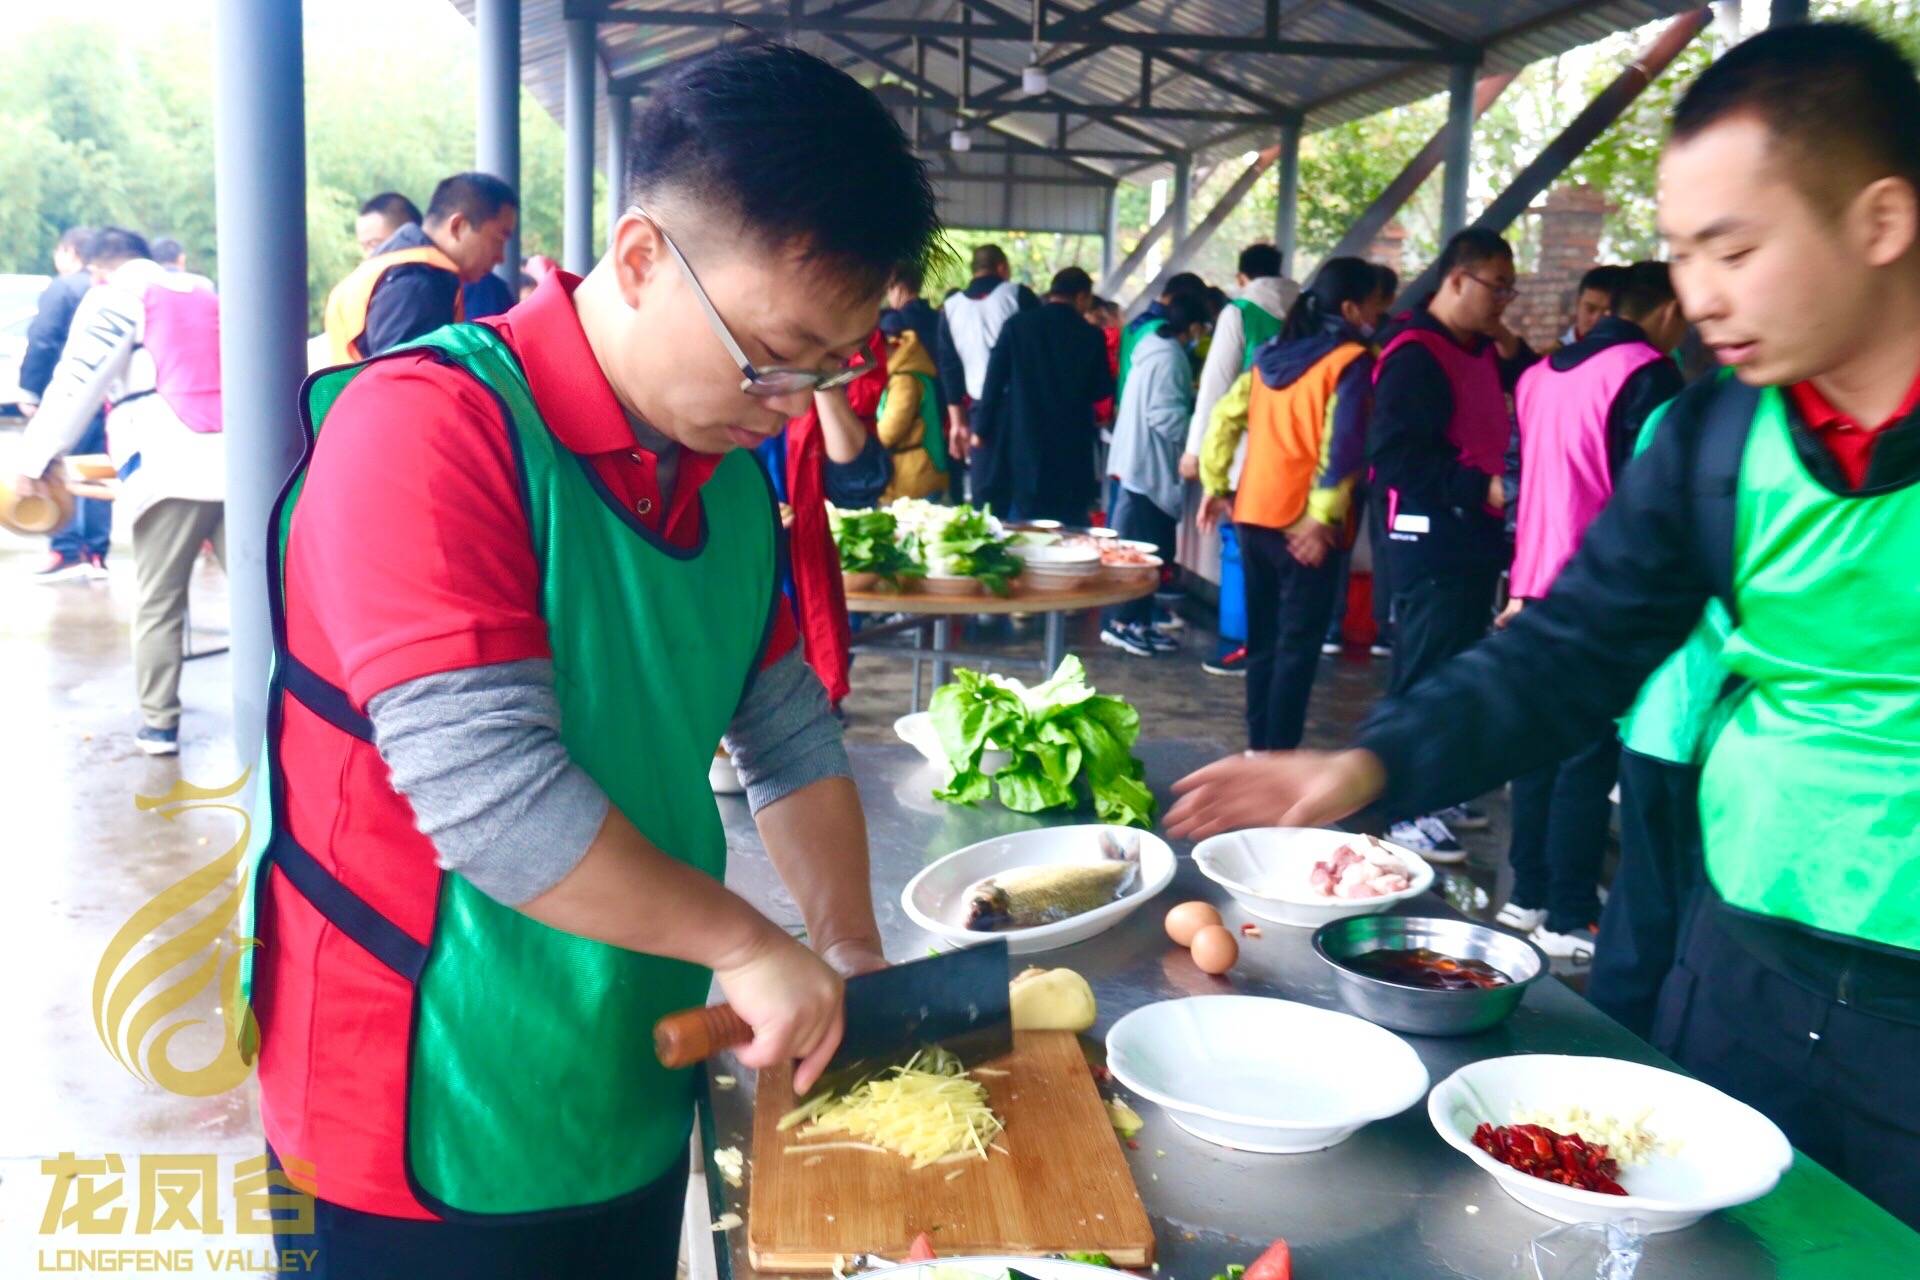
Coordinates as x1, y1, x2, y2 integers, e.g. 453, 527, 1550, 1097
746, 1029, 1155, 1269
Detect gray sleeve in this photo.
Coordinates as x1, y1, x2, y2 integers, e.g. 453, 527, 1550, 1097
368, 659, 609, 907
724, 648, 850, 813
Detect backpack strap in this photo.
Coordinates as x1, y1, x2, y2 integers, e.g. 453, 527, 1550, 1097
1687, 375, 1762, 625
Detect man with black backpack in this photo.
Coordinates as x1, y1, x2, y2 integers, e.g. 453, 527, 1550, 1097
1167, 22, 1920, 1227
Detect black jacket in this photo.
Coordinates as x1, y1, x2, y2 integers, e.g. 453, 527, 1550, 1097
1367, 308, 1536, 578
362, 224, 462, 356
20, 269, 91, 399
934, 275, 1038, 407
971, 300, 1114, 515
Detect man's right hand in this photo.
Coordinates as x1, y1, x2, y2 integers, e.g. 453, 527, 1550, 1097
712, 926, 847, 1094
1178, 452, 1200, 482
1197, 494, 1234, 533
1487, 474, 1507, 512
1165, 748, 1386, 842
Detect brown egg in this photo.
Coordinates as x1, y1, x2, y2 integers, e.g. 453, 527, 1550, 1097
1164, 900, 1224, 947
1190, 924, 1239, 975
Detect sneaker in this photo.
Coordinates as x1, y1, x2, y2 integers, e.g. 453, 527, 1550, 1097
1202, 646, 1248, 678
1099, 622, 1155, 658
85, 553, 110, 580
1155, 612, 1187, 634
1320, 639, 1342, 656
1387, 816, 1467, 864
32, 551, 91, 583
136, 725, 180, 757
1530, 923, 1600, 963
1494, 902, 1548, 933
1368, 640, 1393, 658
1147, 623, 1182, 654
1435, 802, 1490, 831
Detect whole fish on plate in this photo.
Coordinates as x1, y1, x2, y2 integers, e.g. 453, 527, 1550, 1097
964, 831, 1140, 931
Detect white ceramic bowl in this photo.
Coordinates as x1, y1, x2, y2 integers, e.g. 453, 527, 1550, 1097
919, 573, 985, 597
1428, 1054, 1793, 1232
1107, 995, 1429, 1153
894, 711, 1011, 779
864, 1259, 1135, 1280
1193, 827, 1434, 928
1014, 542, 1101, 568
902, 824, 1174, 955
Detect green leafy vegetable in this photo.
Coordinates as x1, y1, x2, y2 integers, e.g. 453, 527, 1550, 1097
827, 506, 923, 586
929, 657, 1155, 827
923, 506, 1024, 596
1061, 1255, 1113, 1266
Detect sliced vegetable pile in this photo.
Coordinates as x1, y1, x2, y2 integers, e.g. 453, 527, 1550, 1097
919, 505, 1024, 596
930, 657, 1156, 828
827, 505, 924, 587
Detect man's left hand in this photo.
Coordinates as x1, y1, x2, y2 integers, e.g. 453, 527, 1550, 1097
12, 473, 46, 500
819, 937, 889, 979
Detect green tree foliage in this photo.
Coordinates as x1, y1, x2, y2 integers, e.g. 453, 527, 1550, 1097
0, 6, 594, 328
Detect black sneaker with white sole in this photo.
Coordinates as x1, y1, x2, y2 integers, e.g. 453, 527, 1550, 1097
1099, 622, 1155, 658
1202, 646, 1248, 677
136, 725, 180, 756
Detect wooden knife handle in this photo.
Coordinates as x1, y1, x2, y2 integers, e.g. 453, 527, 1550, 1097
654, 1004, 754, 1068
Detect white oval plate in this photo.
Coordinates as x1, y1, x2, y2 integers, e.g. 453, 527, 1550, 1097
902, 824, 1174, 955
1428, 1054, 1793, 1233
1107, 995, 1428, 1154
894, 712, 1011, 779
1193, 827, 1434, 928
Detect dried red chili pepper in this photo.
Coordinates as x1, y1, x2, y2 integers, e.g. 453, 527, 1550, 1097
1471, 1122, 1627, 1196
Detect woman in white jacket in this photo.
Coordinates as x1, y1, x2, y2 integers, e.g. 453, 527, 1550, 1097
11, 227, 224, 756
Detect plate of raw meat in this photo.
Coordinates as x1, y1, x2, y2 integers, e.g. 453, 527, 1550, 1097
1192, 828, 1435, 928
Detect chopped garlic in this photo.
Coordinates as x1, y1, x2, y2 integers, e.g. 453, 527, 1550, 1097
1510, 1103, 1682, 1166
713, 1146, 744, 1188
713, 1074, 737, 1090
710, 1212, 742, 1232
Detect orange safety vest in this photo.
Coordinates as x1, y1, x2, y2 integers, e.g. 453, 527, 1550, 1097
1233, 342, 1370, 530
322, 245, 465, 364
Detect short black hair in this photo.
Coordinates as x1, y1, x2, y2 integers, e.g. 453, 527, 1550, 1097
426, 173, 517, 227
1203, 285, 1230, 318
360, 191, 423, 225
85, 227, 151, 266
889, 260, 925, 295
1672, 22, 1920, 218
1238, 243, 1282, 279
1435, 227, 1512, 280
1048, 266, 1093, 298
1612, 260, 1676, 322
1163, 271, 1206, 300
57, 226, 94, 255
1159, 292, 1208, 336
632, 41, 943, 296
1373, 264, 1400, 299
151, 237, 185, 265
1579, 264, 1629, 299
970, 243, 1009, 276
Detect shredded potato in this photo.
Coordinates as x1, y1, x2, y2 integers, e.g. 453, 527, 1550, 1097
776, 1049, 1005, 1168
1510, 1103, 1682, 1166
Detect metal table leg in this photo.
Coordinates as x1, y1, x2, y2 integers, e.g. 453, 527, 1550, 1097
932, 616, 953, 692
1043, 610, 1066, 676
910, 619, 928, 714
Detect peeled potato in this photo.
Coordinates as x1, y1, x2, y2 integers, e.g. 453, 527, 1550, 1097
1164, 900, 1223, 947
1190, 924, 1239, 975
1009, 966, 1098, 1032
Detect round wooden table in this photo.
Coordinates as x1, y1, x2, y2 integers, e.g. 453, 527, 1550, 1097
843, 577, 1157, 710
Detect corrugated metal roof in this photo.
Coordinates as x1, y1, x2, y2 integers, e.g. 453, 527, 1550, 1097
451, 0, 1703, 219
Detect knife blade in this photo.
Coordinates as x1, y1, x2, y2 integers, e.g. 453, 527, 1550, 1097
652, 941, 1014, 1093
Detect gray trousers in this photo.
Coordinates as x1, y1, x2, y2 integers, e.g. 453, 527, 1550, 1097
131, 499, 226, 729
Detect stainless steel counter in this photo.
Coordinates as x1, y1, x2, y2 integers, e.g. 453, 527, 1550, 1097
702, 742, 1920, 1278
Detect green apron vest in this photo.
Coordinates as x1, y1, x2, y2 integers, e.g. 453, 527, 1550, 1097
1699, 387, 1920, 952
878, 370, 948, 473
245, 323, 776, 1217
1232, 297, 1285, 373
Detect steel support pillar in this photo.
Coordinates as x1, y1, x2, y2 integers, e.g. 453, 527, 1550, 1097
1441, 60, 1477, 240
607, 92, 632, 252
214, 0, 309, 762
1274, 121, 1301, 276
476, 0, 522, 280
564, 18, 597, 274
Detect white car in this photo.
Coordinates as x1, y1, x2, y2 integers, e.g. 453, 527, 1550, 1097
0, 273, 54, 416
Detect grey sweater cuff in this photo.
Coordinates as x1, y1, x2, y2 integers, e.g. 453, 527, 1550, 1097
369, 660, 608, 907
726, 648, 851, 813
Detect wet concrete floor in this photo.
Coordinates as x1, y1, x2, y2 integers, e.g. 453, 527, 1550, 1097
0, 523, 1576, 1276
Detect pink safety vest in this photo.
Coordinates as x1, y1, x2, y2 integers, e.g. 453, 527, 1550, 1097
142, 281, 223, 433
1509, 341, 1663, 598
1372, 326, 1510, 529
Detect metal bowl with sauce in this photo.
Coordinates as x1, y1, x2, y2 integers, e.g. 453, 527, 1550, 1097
1312, 915, 1547, 1037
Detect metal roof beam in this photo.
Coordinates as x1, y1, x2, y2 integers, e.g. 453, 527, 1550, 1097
564, 4, 1461, 61
1335, 0, 1475, 54
925, 167, 1115, 189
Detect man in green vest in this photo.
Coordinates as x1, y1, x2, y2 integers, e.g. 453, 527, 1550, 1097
244, 45, 942, 1276
1166, 22, 1920, 1227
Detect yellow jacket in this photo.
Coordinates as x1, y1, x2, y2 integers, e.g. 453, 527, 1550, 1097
876, 331, 946, 505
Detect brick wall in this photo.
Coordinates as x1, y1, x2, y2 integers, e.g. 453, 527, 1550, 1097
1369, 220, 1408, 278
1505, 184, 1610, 350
